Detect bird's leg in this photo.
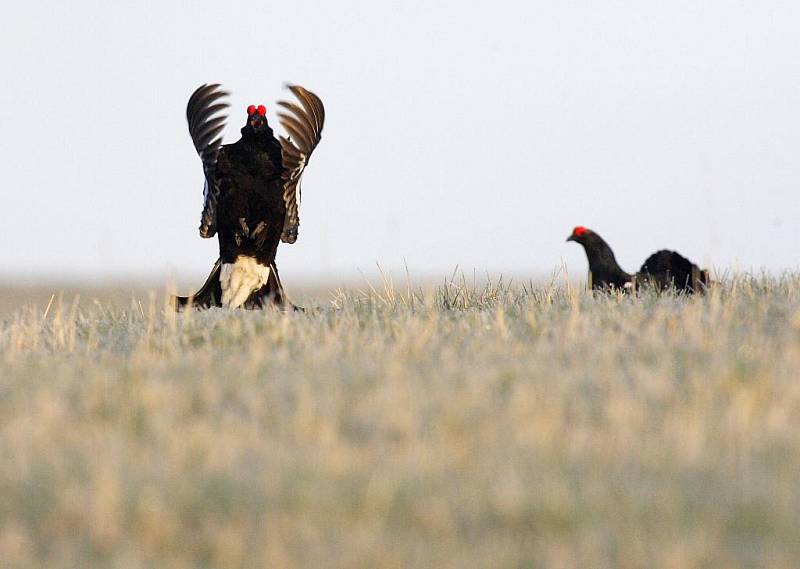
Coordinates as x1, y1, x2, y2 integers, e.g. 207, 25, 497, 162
250, 222, 268, 249
233, 218, 250, 247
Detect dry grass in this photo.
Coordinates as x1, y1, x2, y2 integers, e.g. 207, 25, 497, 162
1, 272, 800, 568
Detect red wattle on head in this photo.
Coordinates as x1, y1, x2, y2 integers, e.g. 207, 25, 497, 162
257, 105, 266, 116
247, 104, 256, 115
573, 226, 587, 237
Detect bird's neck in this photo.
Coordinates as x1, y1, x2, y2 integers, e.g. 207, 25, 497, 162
240, 127, 276, 149
584, 236, 630, 280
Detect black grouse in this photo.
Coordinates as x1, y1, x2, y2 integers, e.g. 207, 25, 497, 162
173, 84, 324, 309
566, 226, 709, 293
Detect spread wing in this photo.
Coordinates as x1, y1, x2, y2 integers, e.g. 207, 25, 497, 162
277, 85, 325, 244
186, 83, 229, 238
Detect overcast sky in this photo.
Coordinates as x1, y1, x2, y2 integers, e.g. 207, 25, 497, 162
2, 1, 799, 283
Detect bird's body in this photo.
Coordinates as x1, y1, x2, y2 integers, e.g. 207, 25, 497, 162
637, 249, 709, 292
174, 85, 324, 310
216, 128, 285, 262
214, 127, 286, 308
567, 226, 708, 293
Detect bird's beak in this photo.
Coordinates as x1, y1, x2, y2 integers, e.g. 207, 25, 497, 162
566, 235, 575, 242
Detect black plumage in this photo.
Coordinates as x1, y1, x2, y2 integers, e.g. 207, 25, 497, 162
566, 227, 633, 290
566, 226, 708, 293
637, 249, 709, 292
174, 84, 325, 310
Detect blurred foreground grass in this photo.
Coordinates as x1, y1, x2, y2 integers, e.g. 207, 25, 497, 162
1, 273, 800, 568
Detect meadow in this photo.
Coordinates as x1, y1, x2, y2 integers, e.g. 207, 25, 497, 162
1, 271, 799, 568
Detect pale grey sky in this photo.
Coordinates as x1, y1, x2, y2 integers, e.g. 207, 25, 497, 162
2, 1, 799, 282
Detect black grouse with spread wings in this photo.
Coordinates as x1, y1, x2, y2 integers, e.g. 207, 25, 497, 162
174, 84, 324, 309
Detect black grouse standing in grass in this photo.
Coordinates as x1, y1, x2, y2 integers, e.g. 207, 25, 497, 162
173, 84, 324, 309
566, 226, 709, 293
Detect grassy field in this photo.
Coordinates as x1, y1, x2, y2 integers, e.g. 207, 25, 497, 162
1, 272, 799, 568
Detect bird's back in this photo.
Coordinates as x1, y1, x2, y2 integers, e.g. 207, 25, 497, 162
638, 250, 706, 292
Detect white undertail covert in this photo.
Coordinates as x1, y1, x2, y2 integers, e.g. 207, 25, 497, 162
220, 256, 271, 308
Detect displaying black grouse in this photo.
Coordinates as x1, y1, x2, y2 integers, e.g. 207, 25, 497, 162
173, 84, 324, 309
567, 226, 709, 293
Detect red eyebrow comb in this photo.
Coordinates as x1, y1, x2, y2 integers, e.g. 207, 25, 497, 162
257, 105, 266, 116
247, 104, 256, 115
573, 226, 587, 236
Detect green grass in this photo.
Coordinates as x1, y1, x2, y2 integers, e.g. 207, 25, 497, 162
1, 273, 800, 568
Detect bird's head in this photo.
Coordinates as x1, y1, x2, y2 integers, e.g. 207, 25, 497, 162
566, 225, 592, 244
245, 104, 268, 133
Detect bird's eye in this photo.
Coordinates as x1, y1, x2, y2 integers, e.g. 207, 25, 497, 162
247, 105, 256, 115
257, 105, 266, 116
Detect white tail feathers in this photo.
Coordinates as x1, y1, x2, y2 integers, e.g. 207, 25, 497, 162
220, 256, 271, 308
